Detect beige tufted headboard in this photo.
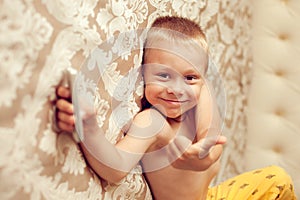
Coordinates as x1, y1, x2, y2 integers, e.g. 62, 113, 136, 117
245, 0, 300, 197
1, 0, 253, 199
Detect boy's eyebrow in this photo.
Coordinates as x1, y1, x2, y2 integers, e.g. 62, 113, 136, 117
190, 64, 207, 75
143, 63, 171, 69
144, 64, 204, 76
181, 67, 204, 76
184, 68, 200, 73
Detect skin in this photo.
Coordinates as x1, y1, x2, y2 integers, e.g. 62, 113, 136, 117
56, 87, 75, 132
137, 49, 223, 200
56, 87, 225, 170
55, 49, 226, 200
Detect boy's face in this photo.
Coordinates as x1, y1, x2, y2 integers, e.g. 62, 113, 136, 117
143, 48, 207, 119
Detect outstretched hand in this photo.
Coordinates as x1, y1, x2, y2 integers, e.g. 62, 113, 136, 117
168, 135, 226, 171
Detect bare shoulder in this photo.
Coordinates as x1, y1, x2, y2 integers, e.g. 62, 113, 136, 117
133, 108, 166, 127
127, 108, 167, 139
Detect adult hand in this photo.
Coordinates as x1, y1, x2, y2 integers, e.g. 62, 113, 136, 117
55, 86, 75, 132
168, 135, 226, 171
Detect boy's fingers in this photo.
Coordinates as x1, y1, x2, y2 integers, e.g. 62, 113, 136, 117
57, 111, 75, 125
166, 136, 190, 160
167, 140, 182, 160
172, 136, 191, 155
197, 136, 220, 159
57, 86, 71, 99
216, 136, 227, 144
56, 99, 74, 114
58, 121, 74, 133
209, 144, 223, 162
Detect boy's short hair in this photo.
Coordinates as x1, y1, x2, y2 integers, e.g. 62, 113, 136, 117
143, 16, 209, 72
148, 16, 208, 52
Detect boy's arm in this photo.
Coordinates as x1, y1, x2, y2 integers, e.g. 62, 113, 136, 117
80, 108, 164, 183
54, 86, 163, 182
192, 82, 223, 159
167, 83, 226, 170
195, 83, 221, 141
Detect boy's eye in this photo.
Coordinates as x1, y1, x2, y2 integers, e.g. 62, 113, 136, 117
185, 76, 195, 80
185, 75, 198, 81
157, 73, 170, 79
184, 75, 201, 84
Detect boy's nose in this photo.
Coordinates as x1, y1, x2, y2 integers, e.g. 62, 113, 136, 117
166, 79, 185, 95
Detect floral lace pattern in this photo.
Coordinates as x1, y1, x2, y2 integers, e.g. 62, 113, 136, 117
0, 0, 251, 199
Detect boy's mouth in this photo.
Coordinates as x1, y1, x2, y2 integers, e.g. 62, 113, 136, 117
160, 98, 188, 105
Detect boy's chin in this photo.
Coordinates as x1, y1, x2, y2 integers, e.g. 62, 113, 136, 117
164, 111, 185, 120
150, 104, 191, 120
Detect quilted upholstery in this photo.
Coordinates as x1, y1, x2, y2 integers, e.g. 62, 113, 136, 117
245, 0, 300, 197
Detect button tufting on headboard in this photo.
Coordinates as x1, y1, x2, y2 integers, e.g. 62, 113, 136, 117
246, 0, 300, 197
274, 108, 285, 117
274, 69, 285, 77
280, 0, 289, 5
272, 144, 284, 155
278, 33, 289, 41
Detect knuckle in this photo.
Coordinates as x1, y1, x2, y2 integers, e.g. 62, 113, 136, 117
57, 121, 65, 130
57, 86, 69, 97
58, 121, 73, 132
56, 99, 65, 109
57, 112, 65, 120
56, 99, 72, 113
182, 151, 192, 159
67, 116, 75, 125
58, 112, 74, 124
